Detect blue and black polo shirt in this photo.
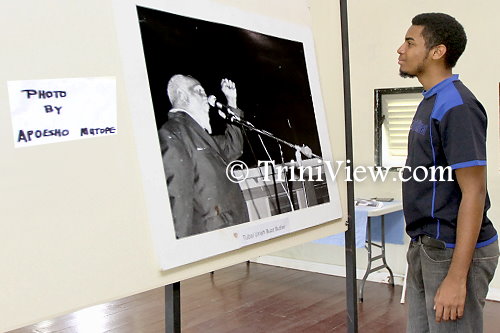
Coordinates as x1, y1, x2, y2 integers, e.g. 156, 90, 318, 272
402, 74, 497, 248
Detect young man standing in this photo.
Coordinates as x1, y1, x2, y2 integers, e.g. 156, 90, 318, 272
398, 13, 498, 332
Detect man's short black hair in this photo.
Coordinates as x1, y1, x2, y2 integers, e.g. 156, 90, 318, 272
412, 13, 467, 68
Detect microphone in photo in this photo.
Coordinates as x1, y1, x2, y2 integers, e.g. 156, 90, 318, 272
207, 95, 241, 122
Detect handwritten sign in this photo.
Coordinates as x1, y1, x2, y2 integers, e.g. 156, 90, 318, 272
237, 218, 290, 247
8, 77, 117, 147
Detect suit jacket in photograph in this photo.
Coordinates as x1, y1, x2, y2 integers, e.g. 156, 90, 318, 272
158, 111, 249, 238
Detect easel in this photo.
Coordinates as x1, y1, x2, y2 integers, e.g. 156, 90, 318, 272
164, 0, 357, 331
339, 0, 358, 331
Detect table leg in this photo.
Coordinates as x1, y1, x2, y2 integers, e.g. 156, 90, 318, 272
359, 217, 372, 302
381, 215, 394, 285
360, 214, 397, 302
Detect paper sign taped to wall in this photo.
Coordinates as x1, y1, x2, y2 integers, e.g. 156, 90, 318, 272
8, 77, 117, 147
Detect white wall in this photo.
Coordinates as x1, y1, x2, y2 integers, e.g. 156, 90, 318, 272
270, 0, 500, 290
0, 0, 350, 331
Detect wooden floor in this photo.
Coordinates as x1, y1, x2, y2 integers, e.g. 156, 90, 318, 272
9, 262, 500, 332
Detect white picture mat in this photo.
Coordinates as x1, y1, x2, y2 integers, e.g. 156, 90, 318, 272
113, 0, 343, 270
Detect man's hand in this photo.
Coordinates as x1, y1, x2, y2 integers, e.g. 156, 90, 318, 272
434, 275, 467, 322
221, 78, 237, 108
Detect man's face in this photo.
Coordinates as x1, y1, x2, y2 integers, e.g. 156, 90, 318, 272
397, 25, 431, 78
185, 79, 209, 114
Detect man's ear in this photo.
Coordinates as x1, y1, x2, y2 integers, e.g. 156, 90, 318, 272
430, 44, 447, 61
177, 89, 188, 104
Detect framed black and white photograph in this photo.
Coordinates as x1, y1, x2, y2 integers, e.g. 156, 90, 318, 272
114, 0, 343, 270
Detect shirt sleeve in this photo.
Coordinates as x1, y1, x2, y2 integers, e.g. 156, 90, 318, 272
212, 111, 245, 162
439, 102, 487, 170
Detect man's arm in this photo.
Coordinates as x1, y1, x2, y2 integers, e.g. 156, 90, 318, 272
214, 121, 244, 161
212, 78, 245, 161
433, 165, 487, 322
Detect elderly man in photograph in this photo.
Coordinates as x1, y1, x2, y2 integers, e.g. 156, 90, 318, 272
398, 13, 498, 332
158, 75, 249, 238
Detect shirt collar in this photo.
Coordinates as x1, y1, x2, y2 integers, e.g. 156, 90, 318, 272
422, 74, 459, 99
169, 108, 212, 134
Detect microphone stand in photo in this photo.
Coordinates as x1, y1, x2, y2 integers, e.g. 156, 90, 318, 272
209, 96, 324, 211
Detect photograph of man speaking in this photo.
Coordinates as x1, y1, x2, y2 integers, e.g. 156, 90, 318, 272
137, 5, 333, 242
158, 75, 249, 238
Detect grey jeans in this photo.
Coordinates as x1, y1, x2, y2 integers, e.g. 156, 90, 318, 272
406, 238, 499, 333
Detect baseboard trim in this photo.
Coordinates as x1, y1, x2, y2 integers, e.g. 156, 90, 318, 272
252, 255, 405, 286
487, 287, 500, 302
252, 255, 500, 302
